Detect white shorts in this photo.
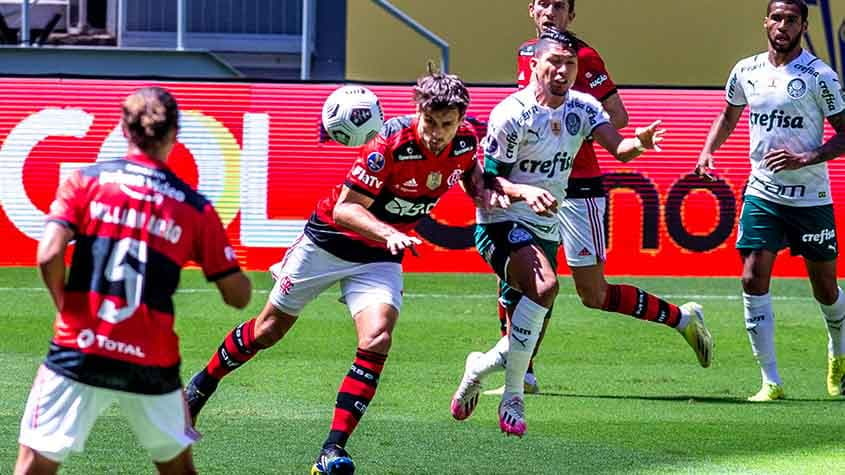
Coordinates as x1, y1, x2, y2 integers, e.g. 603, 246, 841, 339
269, 234, 403, 317
18, 365, 198, 463
558, 196, 607, 267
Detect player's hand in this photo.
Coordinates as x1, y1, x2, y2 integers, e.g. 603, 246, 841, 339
635, 120, 666, 152
763, 148, 811, 173
386, 232, 422, 256
519, 185, 558, 217
695, 151, 717, 181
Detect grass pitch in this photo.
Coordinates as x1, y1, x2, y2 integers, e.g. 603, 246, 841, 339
1, 267, 843, 474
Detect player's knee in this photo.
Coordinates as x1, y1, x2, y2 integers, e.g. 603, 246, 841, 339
814, 285, 839, 306
534, 277, 559, 306
741, 274, 768, 295
359, 329, 392, 354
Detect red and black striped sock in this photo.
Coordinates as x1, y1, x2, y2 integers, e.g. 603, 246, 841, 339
324, 348, 387, 448
205, 318, 260, 381
602, 284, 682, 328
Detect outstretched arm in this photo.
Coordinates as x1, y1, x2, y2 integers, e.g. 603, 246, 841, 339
593, 120, 666, 163
695, 103, 745, 180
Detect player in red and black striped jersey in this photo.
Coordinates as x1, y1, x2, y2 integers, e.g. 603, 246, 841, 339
482, 0, 712, 396
16, 87, 252, 475
184, 69, 483, 475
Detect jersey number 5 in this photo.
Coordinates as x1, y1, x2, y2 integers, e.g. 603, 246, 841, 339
97, 237, 148, 324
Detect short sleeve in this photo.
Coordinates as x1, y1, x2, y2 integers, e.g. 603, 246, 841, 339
815, 69, 845, 117
195, 204, 240, 281
578, 48, 618, 102
481, 103, 522, 177
581, 95, 611, 136
47, 170, 86, 233
725, 62, 747, 106
343, 136, 391, 198
516, 41, 534, 89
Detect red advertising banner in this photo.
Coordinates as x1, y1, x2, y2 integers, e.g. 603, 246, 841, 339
0, 78, 840, 276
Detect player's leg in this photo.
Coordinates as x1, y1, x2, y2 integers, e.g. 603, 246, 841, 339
120, 390, 199, 475
805, 258, 845, 396
790, 203, 844, 396
498, 239, 557, 436
561, 196, 712, 366
739, 197, 789, 401
570, 263, 712, 367
14, 445, 60, 475
741, 249, 782, 401
311, 262, 402, 474
17, 366, 113, 474
185, 235, 338, 423
153, 448, 196, 475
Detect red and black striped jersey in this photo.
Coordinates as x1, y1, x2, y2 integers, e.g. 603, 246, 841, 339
45, 153, 240, 394
517, 36, 618, 194
306, 115, 478, 263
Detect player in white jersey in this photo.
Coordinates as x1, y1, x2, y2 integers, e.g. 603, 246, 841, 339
450, 30, 666, 437
696, 0, 845, 401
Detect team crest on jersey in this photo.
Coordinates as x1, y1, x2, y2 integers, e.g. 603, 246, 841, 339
565, 113, 581, 136
426, 171, 443, 190
551, 120, 562, 136
787, 78, 807, 99
508, 227, 532, 245
367, 152, 385, 172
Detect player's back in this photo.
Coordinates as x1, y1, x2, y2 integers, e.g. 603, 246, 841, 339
46, 153, 234, 393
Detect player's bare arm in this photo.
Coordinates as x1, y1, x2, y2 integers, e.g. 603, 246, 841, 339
333, 185, 421, 255
36, 221, 73, 311
764, 111, 845, 172
214, 272, 252, 309
696, 104, 746, 180
593, 120, 666, 163
602, 93, 629, 130
461, 161, 507, 210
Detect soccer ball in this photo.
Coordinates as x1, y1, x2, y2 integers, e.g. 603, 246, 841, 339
321, 85, 384, 147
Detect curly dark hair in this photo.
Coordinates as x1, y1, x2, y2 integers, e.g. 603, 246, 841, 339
122, 87, 179, 151
413, 62, 470, 116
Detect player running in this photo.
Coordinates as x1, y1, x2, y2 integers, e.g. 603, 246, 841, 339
15, 87, 252, 475
451, 30, 667, 437
486, 0, 713, 397
183, 70, 484, 474
695, 0, 845, 401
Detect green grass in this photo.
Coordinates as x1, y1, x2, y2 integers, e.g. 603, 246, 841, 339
1, 267, 843, 474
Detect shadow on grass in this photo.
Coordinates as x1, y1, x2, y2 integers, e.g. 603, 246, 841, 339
530, 391, 840, 404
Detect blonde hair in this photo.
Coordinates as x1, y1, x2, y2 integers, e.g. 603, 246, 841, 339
122, 87, 179, 151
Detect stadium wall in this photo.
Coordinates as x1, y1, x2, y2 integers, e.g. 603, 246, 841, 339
346, 0, 845, 85
0, 78, 842, 277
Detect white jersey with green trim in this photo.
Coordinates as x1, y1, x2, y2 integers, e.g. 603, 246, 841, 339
726, 50, 845, 206
477, 84, 609, 242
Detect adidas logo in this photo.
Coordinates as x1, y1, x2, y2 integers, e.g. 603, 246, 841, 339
578, 247, 592, 257
402, 178, 418, 189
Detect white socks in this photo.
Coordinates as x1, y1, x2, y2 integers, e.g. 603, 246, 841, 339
471, 336, 509, 380
504, 297, 547, 396
743, 292, 781, 385
819, 287, 845, 357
